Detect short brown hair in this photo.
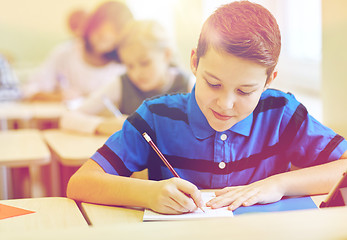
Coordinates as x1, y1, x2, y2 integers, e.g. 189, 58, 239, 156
196, 1, 281, 79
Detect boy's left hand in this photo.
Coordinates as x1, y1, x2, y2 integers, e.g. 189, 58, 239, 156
206, 176, 284, 210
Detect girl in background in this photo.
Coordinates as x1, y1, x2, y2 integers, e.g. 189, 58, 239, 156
61, 20, 193, 135
23, 1, 133, 105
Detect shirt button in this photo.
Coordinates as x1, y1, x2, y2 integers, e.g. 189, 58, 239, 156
220, 134, 227, 141
219, 162, 226, 169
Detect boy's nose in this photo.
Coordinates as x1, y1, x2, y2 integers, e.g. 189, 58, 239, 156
130, 67, 142, 81
217, 92, 235, 110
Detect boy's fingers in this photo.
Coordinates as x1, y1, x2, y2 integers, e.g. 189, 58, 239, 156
242, 195, 259, 207
228, 191, 259, 210
172, 191, 198, 212
162, 203, 187, 215
215, 187, 232, 196
208, 196, 235, 209
175, 179, 204, 209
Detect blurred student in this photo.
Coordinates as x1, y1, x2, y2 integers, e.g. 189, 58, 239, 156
0, 54, 21, 101
60, 20, 193, 135
23, 1, 133, 105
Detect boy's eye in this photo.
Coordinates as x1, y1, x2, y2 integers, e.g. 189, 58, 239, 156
237, 89, 252, 95
206, 80, 221, 88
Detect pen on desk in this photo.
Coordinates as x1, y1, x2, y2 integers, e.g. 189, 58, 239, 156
142, 132, 205, 213
102, 96, 122, 117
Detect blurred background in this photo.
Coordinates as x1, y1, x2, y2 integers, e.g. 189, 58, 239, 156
1, 0, 346, 135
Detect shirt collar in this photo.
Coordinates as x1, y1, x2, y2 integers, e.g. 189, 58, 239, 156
188, 86, 253, 140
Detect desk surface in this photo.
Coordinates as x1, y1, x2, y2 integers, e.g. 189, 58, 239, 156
3, 204, 347, 240
80, 194, 327, 227
0, 129, 50, 167
43, 129, 107, 166
0, 102, 65, 120
0, 197, 88, 232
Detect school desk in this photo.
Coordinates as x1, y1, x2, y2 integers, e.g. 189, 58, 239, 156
0, 129, 50, 199
0, 197, 88, 232
42, 129, 108, 196
79, 193, 327, 227
42, 129, 107, 167
0, 101, 65, 129
2, 203, 347, 240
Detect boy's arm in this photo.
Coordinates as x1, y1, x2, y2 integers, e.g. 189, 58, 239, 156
66, 159, 204, 214
206, 151, 347, 210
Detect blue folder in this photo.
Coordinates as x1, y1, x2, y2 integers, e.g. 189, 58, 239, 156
233, 196, 318, 215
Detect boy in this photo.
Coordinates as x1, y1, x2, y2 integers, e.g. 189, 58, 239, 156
67, 1, 347, 214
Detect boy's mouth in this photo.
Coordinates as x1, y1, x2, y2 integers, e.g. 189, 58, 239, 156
211, 109, 232, 121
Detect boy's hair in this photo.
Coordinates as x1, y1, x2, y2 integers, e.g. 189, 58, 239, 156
196, 1, 281, 80
82, 1, 134, 62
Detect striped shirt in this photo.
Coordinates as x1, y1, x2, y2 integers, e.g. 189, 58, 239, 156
91, 87, 347, 189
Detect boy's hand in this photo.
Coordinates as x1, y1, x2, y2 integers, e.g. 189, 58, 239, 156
148, 177, 204, 214
206, 175, 284, 211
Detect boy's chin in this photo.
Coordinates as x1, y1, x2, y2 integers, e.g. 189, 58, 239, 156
209, 122, 234, 132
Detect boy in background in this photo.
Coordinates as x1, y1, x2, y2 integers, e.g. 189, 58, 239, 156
67, 1, 347, 214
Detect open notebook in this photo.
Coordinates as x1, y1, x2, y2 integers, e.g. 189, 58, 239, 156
143, 192, 234, 221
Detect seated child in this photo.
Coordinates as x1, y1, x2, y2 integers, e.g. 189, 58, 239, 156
23, 1, 133, 103
67, 1, 347, 214
60, 20, 193, 135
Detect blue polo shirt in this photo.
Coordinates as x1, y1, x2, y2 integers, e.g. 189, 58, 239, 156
91, 88, 347, 189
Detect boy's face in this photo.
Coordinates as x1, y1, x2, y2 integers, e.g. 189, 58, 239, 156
191, 47, 275, 132
119, 43, 171, 92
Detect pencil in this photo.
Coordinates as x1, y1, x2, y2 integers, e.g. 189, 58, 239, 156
102, 96, 122, 117
142, 132, 205, 213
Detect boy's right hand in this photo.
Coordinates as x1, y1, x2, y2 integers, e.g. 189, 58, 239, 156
148, 178, 204, 214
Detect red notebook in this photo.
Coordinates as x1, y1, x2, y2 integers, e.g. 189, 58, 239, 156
0, 203, 35, 220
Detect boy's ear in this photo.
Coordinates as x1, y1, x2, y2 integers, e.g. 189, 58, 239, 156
190, 48, 198, 76
264, 70, 278, 90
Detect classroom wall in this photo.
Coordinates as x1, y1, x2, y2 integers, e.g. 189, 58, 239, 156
322, 0, 347, 137
0, 0, 117, 68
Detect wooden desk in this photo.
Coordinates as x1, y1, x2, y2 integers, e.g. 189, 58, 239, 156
80, 194, 327, 227
3, 205, 347, 239
0, 197, 88, 232
43, 129, 107, 167
0, 129, 51, 199
0, 102, 65, 129
80, 203, 144, 226
42, 129, 107, 196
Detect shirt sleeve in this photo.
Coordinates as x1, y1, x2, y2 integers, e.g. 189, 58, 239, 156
283, 95, 347, 167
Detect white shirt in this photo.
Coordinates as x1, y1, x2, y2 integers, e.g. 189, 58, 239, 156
23, 39, 125, 102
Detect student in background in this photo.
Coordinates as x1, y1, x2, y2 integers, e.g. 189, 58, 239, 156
23, 1, 133, 105
0, 54, 21, 101
60, 20, 193, 135
67, 1, 347, 214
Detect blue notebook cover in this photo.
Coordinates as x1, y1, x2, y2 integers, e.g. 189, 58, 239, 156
233, 196, 318, 215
